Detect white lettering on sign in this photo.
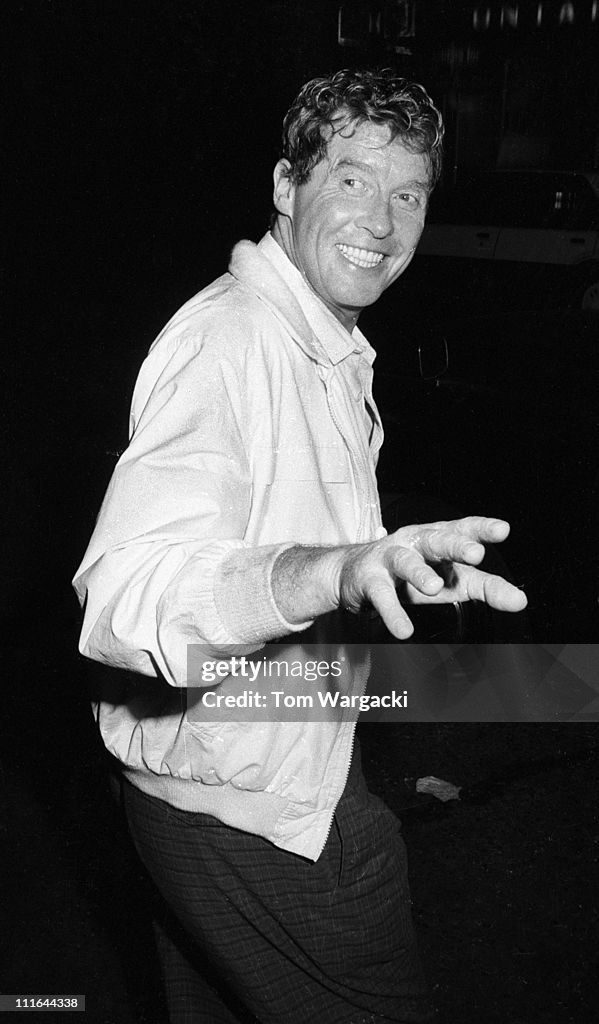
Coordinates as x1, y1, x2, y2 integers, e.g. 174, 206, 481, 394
472, 1, 599, 31
473, 6, 492, 28
500, 3, 519, 27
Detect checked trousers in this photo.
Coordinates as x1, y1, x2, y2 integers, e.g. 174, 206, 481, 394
120, 746, 435, 1024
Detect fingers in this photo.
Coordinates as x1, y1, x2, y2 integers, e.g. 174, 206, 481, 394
418, 530, 487, 566
386, 546, 445, 597
382, 527, 528, 615
456, 516, 511, 544
463, 569, 528, 612
363, 572, 415, 639
337, 515, 525, 637
362, 548, 446, 639
394, 516, 511, 566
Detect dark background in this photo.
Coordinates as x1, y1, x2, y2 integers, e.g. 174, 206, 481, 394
2, 2, 598, 1022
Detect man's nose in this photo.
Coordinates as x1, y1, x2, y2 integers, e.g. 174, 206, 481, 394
357, 195, 394, 239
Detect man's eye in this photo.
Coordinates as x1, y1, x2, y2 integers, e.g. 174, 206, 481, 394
343, 178, 366, 192
395, 192, 420, 208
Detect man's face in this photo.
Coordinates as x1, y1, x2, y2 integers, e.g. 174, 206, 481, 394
273, 118, 431, 330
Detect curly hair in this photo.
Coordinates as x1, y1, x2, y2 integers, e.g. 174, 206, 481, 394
280, 68, 444, 188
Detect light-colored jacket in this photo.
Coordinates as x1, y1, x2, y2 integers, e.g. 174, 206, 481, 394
73, 233, 386, 860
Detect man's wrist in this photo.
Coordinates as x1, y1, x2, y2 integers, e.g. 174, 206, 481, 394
271, 543, 350, 624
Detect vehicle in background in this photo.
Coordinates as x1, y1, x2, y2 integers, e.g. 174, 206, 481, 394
414, 170, 599, 313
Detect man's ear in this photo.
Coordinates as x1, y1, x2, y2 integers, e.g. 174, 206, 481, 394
273, 159, 295, 217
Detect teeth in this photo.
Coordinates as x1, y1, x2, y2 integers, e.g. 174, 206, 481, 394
336, 244, 385, 269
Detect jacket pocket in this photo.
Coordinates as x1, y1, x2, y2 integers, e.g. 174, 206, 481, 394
269, 445, 350, 483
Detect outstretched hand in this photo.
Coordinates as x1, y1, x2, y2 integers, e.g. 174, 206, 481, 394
335, 516, 527, 639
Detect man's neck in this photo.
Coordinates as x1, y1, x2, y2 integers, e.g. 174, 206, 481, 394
270, 217, 360, 333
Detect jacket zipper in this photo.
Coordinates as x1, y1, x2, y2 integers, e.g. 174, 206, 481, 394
311, 367, 375, 860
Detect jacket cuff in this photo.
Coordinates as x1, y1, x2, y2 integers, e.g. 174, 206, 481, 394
214, 543, 313, 643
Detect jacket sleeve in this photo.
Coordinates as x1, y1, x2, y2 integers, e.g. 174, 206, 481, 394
73, 320, 310, 686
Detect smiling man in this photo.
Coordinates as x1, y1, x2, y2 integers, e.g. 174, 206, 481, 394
272, 119, 430, 328
74, 69, 526, 1024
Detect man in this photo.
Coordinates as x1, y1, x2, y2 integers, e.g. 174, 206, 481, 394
74, 69, 526, 1023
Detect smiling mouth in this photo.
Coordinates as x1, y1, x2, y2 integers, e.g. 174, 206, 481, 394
336, 244, 386, 269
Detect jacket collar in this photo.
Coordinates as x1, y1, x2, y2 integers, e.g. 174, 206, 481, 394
228, 234, 375, 368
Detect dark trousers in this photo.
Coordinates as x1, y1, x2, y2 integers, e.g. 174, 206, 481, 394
120, 750, 435, 1024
